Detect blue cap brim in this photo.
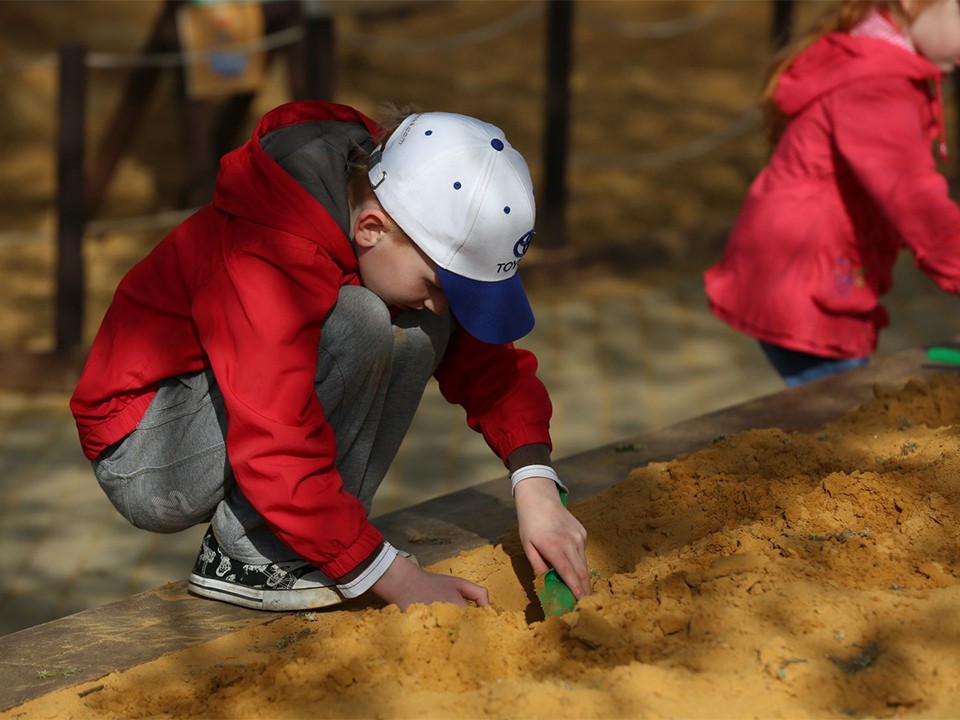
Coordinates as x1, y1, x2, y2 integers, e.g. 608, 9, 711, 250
437, 267, 534, 344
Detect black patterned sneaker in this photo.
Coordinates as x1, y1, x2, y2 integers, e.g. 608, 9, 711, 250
188, 526, 342, 611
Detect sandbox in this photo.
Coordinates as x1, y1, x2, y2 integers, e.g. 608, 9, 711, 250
3, 348, 960, 718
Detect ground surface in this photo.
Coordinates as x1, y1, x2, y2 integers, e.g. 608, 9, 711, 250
6, 372, 960, 718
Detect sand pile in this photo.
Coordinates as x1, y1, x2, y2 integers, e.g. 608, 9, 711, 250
9, 374, 960, 719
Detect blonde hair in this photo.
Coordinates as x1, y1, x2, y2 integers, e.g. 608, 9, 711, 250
761, 0, 930, 148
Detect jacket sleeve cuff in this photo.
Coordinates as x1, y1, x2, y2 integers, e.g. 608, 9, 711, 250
335, 541, 398, 598
505, 443, 552, 473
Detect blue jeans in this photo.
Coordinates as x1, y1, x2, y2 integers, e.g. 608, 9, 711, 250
93, 286, 452, 565
759, 342, 869, 387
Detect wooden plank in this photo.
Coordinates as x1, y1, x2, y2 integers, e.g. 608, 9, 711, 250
0, 345, 952, 711
0, 583, 273, 711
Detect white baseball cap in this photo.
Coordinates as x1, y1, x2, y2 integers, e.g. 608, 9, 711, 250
368, 112, 536, 344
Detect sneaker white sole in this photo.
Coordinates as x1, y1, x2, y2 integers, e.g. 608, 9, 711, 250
188, 574, 343, 612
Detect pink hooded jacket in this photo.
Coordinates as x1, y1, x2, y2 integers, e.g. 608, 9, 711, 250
704, 28, 960, 358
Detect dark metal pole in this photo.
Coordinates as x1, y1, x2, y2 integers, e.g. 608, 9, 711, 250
771, 0, 794, 50
296, 0, 335, 100
56, 45, 87, 353
288, 0, 336, 101
541, 0, 573, 249
176, 90, 216, 207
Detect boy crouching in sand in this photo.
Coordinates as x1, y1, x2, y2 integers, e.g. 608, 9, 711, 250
70, 102, 591, 611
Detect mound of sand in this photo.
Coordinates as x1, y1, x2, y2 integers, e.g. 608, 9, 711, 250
10, 373, 960, 719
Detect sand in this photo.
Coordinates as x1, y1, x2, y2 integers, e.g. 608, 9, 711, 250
7, 373, 960, 719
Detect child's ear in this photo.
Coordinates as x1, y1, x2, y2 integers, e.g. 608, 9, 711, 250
353, 207, 389, 249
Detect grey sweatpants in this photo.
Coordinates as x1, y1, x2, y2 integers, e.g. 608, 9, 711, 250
93, 286, 452, 565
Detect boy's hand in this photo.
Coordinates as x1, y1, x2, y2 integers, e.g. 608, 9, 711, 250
514, 475, 591, 599
370, 554, 490, 611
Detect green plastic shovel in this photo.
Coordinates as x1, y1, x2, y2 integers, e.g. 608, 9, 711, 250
927, 346, 960, 365
536, 487, 578, 616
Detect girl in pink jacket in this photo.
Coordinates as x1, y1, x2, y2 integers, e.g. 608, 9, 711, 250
704, 0, 960, 386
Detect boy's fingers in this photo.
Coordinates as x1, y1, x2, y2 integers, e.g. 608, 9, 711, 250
459, 580, 490, 607
556, 569, 585, 599
523, 543, 549, 576
527, 538, 590, 595
555, 552, 591, 598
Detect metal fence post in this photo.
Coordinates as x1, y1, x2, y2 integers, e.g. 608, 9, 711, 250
541, 0, 573, 249
771, 0, 794, 49
56, 45, 87, 353
297, 0, 335, 100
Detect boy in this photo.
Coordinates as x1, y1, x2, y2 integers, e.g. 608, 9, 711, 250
70, 101, 591, 611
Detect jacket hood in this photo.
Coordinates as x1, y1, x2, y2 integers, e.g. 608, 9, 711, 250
775, 33, 941, 118
213, 102, 380, 254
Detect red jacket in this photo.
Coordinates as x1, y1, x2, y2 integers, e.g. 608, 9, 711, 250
70, 102, 553, 581
704, 32, 960, 358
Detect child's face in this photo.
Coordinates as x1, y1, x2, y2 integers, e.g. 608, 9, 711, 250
355, 214, 449, 315
909, 0, 960, 70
